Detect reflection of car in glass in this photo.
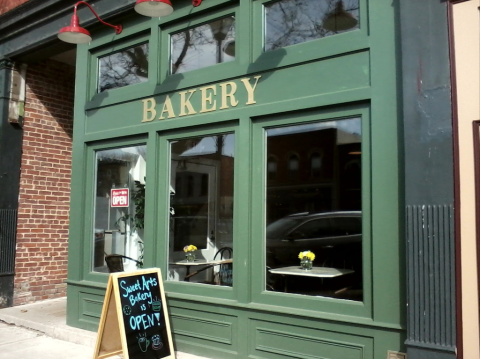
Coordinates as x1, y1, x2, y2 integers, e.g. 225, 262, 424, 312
266, 211, 362, 270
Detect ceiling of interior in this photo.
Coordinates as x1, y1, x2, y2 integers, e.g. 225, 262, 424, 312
50, 49, 76, 66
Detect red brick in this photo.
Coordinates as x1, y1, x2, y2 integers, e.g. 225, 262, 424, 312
13, 59, 74, 306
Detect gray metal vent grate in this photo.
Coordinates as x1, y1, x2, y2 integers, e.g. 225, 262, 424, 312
406, 204, 456, 350
0, 209, 17, 275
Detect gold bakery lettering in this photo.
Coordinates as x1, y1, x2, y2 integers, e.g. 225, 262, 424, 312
141, 75, 261, 122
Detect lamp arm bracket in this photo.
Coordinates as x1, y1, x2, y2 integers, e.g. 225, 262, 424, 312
74, 1, 122, 34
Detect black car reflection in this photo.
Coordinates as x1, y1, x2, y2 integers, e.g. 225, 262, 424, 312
266, 211, 362, 298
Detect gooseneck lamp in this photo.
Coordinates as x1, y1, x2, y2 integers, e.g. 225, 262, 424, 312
58, 1, 122, 44
134, 0, 174, 17
134, 0, 202, 18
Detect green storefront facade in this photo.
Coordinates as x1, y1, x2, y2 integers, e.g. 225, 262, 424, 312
65, 1, 404, 358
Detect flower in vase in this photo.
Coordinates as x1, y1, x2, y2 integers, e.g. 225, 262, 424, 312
183, 245, 197, 253
298, 250, 315, 261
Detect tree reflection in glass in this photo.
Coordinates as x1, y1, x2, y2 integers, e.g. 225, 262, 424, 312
265, 0, 359, 51
98, 43, 149, 92
171, 16, 235, 74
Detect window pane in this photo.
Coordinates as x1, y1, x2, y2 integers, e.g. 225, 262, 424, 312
171, 16, 235, 74
168, 134, 235, 286
265, 118, 362, 301
265, 0, 360, 52
93, 145, 147, 273
98, 43, 149, 92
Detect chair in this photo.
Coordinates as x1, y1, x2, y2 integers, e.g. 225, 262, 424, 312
213, 247, 233, 286
105, 254, 142, 273
183, 247, 233, 285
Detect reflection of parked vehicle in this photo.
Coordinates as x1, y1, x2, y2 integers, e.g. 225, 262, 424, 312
266, 211, 362, 269
266, 211, 363, 297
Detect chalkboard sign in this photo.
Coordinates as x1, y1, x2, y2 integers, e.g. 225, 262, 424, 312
93, 268, 175, 359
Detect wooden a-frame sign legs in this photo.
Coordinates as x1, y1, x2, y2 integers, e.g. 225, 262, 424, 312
93, 274, 123, 359
93, 268, 175, 359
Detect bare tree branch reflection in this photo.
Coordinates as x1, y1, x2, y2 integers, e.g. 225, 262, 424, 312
171, 18, 235, 74
98, 43, 149, 92
265, 0, 359, 51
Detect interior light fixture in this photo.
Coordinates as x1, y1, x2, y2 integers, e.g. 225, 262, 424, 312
323, 0, 358, 32
58, 1, 122, 44
134, 0, 174, 17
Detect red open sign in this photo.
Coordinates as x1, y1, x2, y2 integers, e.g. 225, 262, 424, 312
111, 188, 129, 207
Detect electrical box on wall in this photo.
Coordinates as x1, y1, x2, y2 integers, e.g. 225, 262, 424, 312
387, 351, 406, 359
8, 63, 27, 127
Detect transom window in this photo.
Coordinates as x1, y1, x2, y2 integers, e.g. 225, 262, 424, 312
98, 43, 149, 92
171, 16, 235, 74
265, 0, 360, 51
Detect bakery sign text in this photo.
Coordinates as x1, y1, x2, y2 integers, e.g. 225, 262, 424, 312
141, 75, 261, 122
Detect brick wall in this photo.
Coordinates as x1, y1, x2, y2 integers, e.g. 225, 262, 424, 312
0, 0, 30, 15
13, 59, 75, 305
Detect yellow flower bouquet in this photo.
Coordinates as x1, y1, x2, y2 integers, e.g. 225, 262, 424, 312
184, 244, 197, 262
298, 250, 315, 270
183, 245, 197, 253
298, 250, 315, 261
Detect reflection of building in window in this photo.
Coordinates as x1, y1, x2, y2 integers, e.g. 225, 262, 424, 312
266, 119, 361, 223
288, 154, 300, 180
265, 119, 362, 300
310, 152, 322, 177
267, 156, 278, 181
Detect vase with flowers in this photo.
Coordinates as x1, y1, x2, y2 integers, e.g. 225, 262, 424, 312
184, 245, 198, 262
298, 250, 315, 270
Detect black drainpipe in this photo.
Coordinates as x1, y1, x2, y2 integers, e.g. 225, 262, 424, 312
0, 58, 23, 308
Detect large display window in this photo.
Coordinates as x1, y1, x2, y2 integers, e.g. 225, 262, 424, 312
167, 133, 235, 285
264, 118, 362, 301
92, 145, 147, 273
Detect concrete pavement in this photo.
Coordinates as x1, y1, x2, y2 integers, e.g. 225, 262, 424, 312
0, 322, 98, 359
0, 297, 207, 359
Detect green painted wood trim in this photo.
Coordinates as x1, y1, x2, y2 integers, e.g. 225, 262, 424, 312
368, 0, 404, 326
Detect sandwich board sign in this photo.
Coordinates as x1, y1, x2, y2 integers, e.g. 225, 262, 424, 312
93, 268, 175, 359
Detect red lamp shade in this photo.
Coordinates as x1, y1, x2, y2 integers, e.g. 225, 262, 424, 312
58, 14, 92, 44
58, 2, 122, 44
134, 0, 174, 17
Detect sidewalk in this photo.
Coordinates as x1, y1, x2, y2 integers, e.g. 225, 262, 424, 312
0, 297, 207, 359
0, 322, 101, 359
